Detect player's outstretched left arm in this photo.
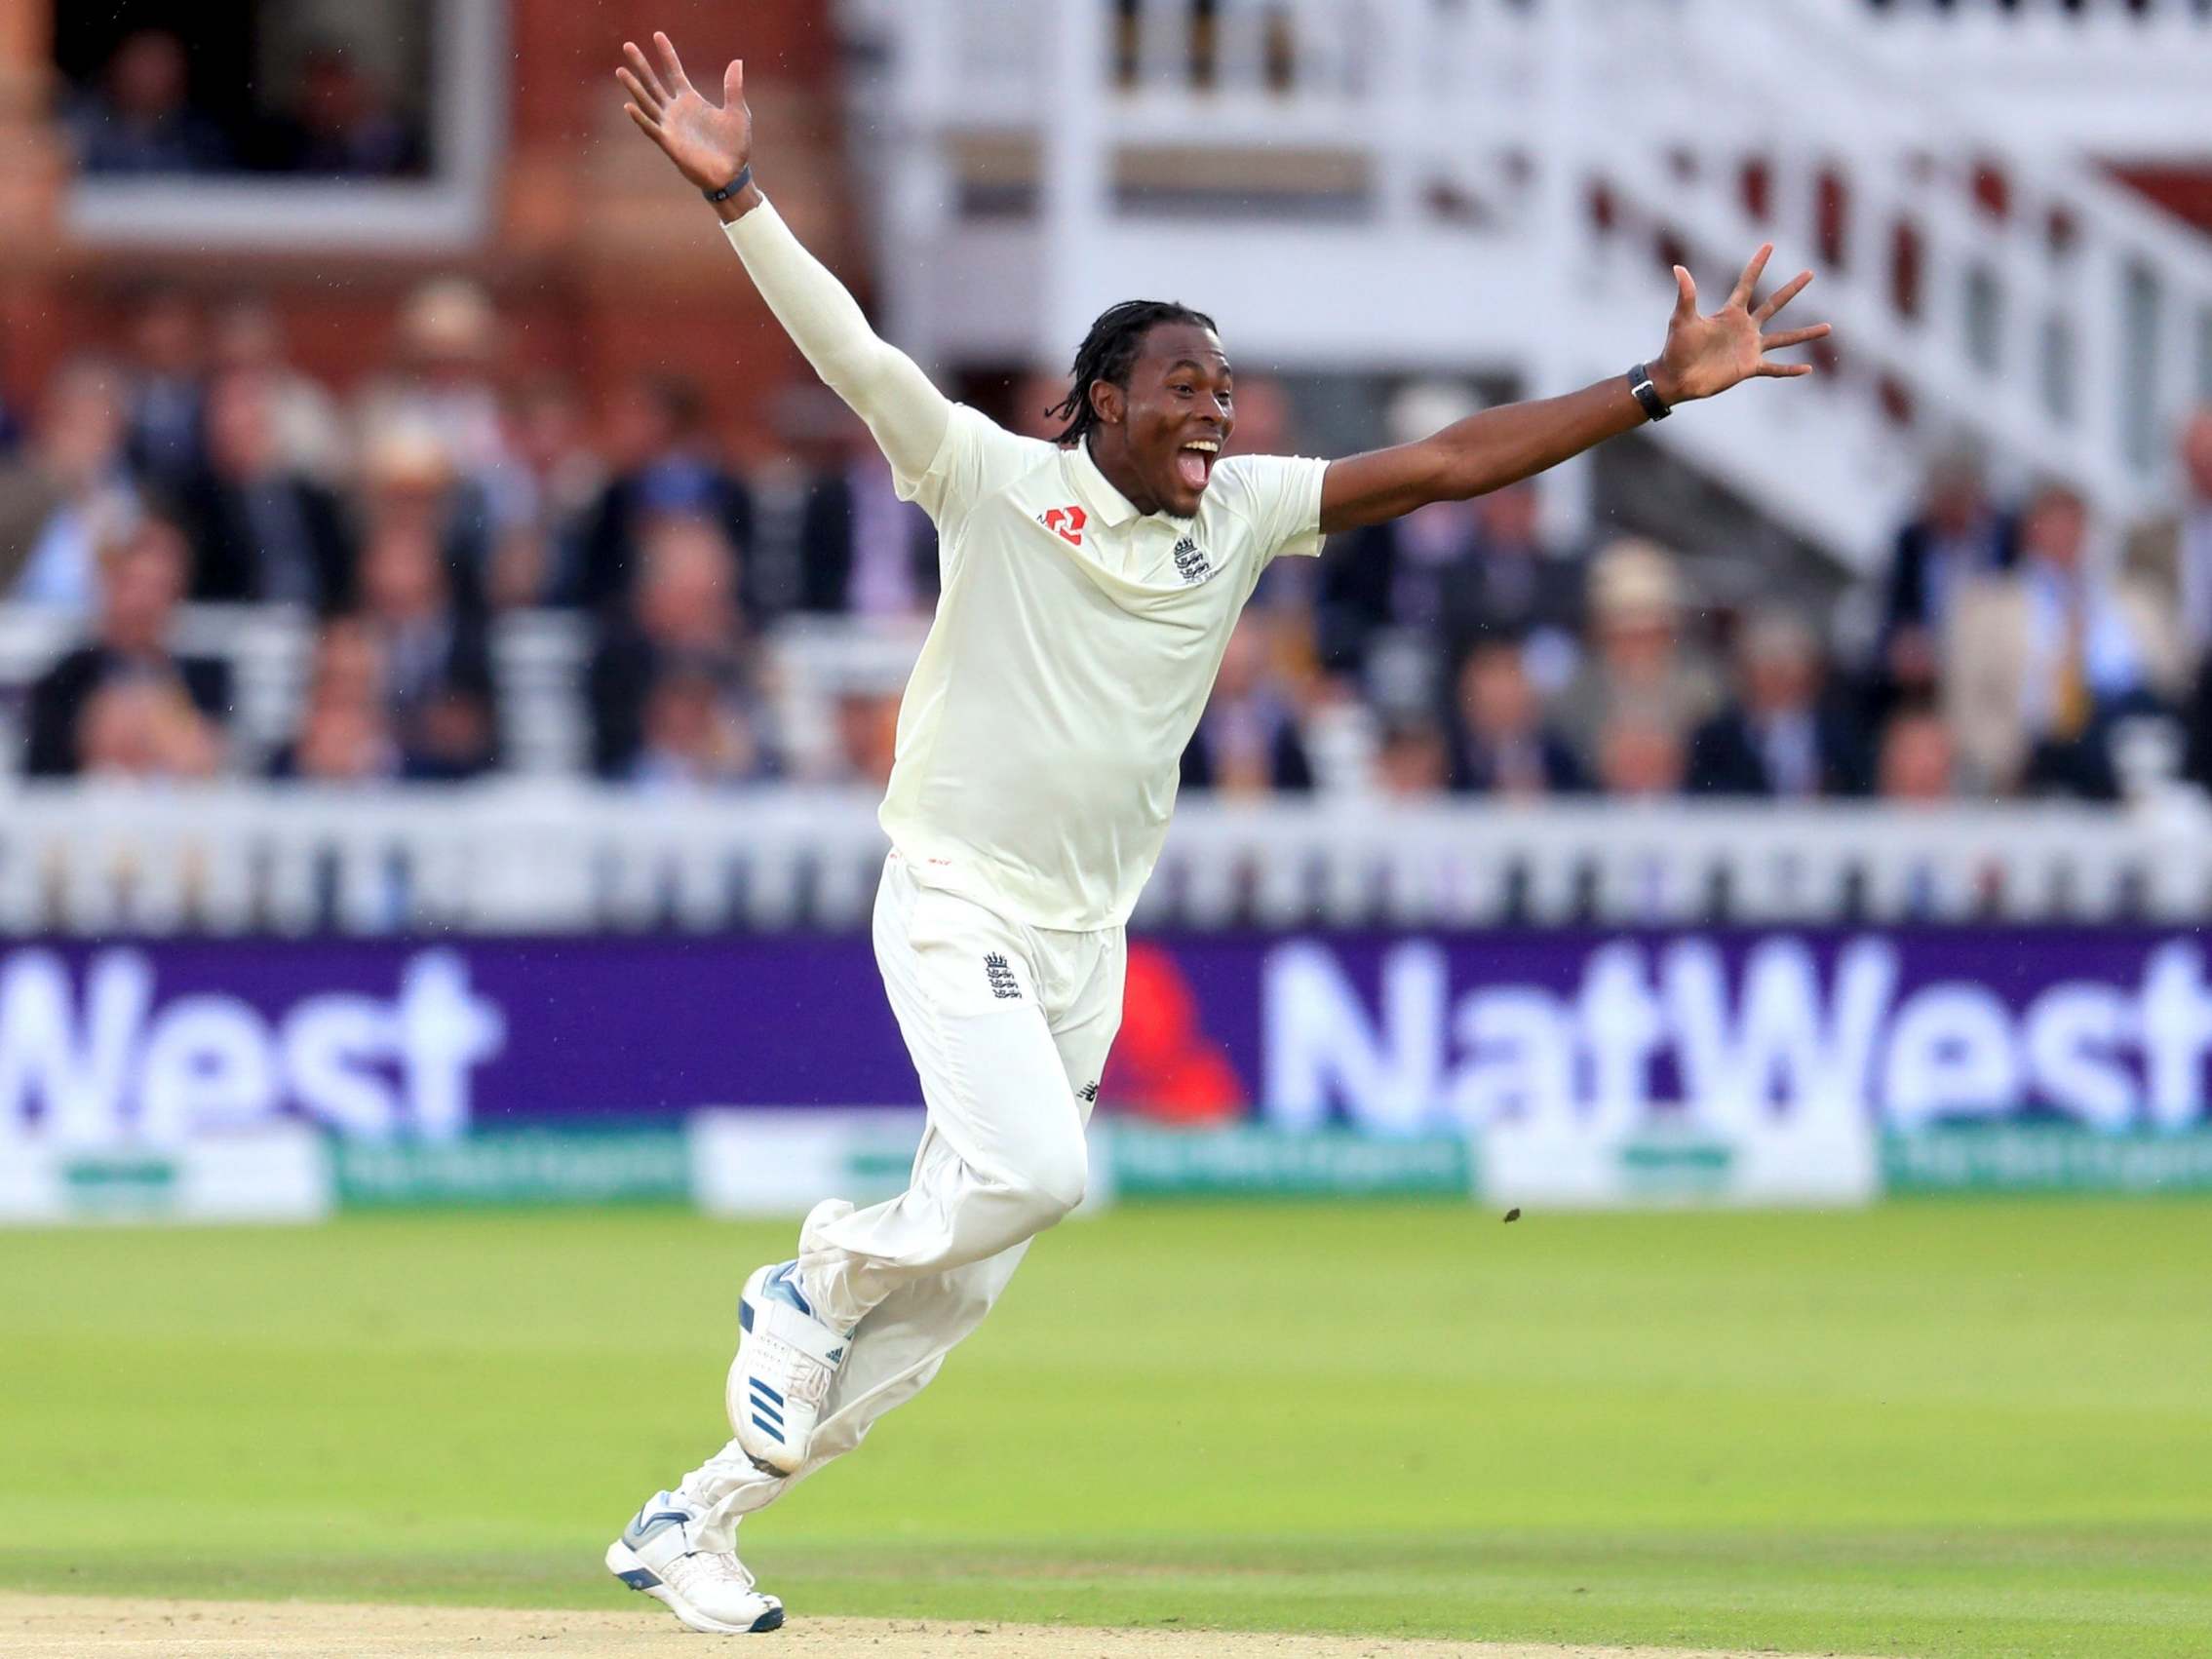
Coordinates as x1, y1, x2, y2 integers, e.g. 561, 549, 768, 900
1317, 245, 1829, 533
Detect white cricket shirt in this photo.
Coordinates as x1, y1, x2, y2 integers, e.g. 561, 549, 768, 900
881, 406, 1328, 931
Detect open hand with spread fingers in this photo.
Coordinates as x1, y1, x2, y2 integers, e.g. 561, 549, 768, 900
1649, 244, 1831, 406
616, 30, 751, 197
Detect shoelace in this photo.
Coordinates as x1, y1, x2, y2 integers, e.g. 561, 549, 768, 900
664, 1549, 756, 1598
755, 1331, 834, 1406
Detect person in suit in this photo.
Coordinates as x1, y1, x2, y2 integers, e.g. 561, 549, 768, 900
1945, 482, 2181, 798
780, 403, 937, 617
23, 511, 230, 777
587, 513, 766, 780
1688, 607, 1871, 798
575, 374, 752, 613
179, 368, 355, 608
1874, 447, 2016, 720
1181, 612, 1313, 794
355, 519, 499, 779
2123, 405, 2212, 671
1446, 637, 1583, 797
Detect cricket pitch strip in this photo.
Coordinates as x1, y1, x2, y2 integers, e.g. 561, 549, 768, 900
0, 1592, 1879, 1658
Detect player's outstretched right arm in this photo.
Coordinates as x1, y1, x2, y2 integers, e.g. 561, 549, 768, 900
617, 32, 950, 483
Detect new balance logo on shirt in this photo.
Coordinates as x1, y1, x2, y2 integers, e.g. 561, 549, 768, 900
984, 953, 1021, 999
1172, 535, 1211, 584
1077, 1080, 1100, 1103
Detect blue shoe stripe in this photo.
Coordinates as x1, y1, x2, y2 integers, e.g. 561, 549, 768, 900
750, 1399, 783, 1429
769, 1262, 813, 1316
739, 1299, 754, 1333
751, 1377, 786, 1407
614, 1566, 661, 1591
751, 1412, 783, 1441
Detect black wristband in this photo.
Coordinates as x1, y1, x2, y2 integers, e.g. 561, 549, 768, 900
1627, 363, 1671, 421
704, 164, 754, 204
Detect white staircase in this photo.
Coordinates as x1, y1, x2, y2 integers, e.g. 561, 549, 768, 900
838, 0, 2212, 570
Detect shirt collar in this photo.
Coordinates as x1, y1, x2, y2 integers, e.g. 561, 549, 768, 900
1067, 439, 1142, 529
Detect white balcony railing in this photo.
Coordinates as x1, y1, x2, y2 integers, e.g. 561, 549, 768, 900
842, 0, 2212, 567
2, 782, 2208, 936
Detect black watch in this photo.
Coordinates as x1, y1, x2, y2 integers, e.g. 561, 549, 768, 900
705, 164, 754, 204
1627, 363, 1671, 421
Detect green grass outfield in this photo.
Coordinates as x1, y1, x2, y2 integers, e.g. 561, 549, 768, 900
3, 1198, 2208, 1657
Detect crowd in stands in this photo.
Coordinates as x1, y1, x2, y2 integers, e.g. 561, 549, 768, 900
63, 27, 427, 180
5, 281, 2212, 811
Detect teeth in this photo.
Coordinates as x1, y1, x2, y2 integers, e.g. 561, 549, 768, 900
1184, 441, 1220, 453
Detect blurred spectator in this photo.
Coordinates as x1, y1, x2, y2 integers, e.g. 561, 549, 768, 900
265, 46, 425, 178
832, 689, 903, 789
631, 665, 775, 791
1446, 639, 1582, 797
357, 421, 491, 617
1594, 708, 1688, 800
1878, 705, 1957, 804
1316, 380, 1482, 681
1688, 608, 1871, 798
1182, 614, 1313, 794
180, 369, 355, 607
1945, 482, 2180, 799
24, 513, 230, 777
1007, 370, 1074, 443
1550, 537, 1723, 772
209, 300, 349, 482
768, 392, 936, 618
65, 30, 230, 176
269, 620, 403, 784
588, 515, 766, 779
487, 375, 604, 610
357, 520, 498, 779
74, 678, 222, 780
120, 286, 208, 493
1373, 714, 1450, 798
0, 358, 137, 610
1878, 447, 2015, 708
2124, 406, 2212, 666
577, 375, 752, 613
357, 278, 509, 499
1437, 481, 1583, 689
1222, 375, 1293, 460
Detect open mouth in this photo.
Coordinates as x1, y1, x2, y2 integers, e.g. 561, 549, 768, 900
1175, 439, 1220, 493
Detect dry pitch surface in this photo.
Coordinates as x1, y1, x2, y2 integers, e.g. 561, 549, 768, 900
0, 1595, 1880, 1659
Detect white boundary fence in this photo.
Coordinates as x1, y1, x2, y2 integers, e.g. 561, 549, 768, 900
3, 784, 2209, 936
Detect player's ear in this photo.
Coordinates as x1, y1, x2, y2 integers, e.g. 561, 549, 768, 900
1090, 379, 1125, 428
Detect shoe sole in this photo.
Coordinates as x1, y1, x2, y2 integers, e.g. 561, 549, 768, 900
604, 1539, 786, 1634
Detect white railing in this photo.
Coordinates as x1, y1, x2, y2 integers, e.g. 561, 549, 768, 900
4, 782, 2210, 935
843, 0, 2212, 567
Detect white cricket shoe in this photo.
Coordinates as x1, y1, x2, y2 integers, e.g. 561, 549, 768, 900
730, 1259, 853, 1477
605, 1492, 785, 1634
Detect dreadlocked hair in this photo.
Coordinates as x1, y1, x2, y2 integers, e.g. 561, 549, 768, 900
1044, 299, 1220, 447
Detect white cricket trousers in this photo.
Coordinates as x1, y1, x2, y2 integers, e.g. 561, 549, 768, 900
674, 852, 1124, 1550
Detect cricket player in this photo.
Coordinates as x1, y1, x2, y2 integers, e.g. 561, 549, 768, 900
603, 30, 1827, 1634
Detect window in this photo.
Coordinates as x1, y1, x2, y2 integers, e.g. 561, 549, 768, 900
56, 0, 506, 251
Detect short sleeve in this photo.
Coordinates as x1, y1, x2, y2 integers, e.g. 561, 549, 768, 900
1212, 453, 1330, 565
897, 404, 1054, 532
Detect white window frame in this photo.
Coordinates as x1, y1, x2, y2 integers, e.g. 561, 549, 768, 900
64, 0, 507, 252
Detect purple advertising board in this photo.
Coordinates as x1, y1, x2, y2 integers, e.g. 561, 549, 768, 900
4, 928, 2211, 1142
